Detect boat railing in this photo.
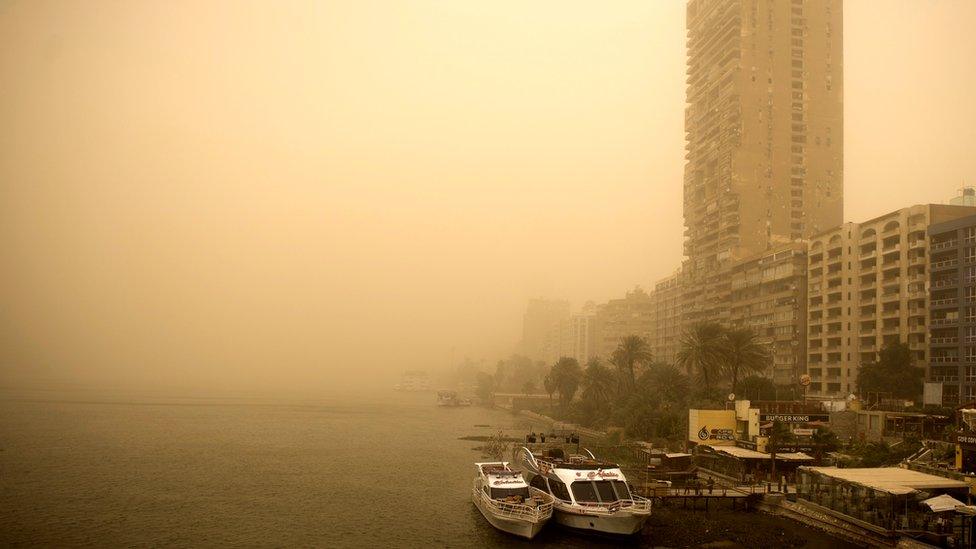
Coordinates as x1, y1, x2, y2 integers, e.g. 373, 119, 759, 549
569, 495, 652, 515
472, 480, 553, 522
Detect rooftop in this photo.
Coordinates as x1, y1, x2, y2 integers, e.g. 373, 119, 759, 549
801, 466, 968, 495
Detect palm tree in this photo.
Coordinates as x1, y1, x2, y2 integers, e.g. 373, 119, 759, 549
543, 374, 556, 408
610, 335, 653, 393
549, 357, 583, 409
641, 363, 690, 409
581, 358, 615, 406
720, 327, 772, 395
676, 322, 725, 392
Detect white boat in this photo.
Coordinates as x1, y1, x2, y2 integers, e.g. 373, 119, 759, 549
472, 462, 554, 539
514, 447, 651, 536
437, 390, 472, 407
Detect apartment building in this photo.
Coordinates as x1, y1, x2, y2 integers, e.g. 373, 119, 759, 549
682, 0, 844, 328
594, 288, 656, 360
806, 205, 976, 398
569, 302, 600, 366
728, 242, 807, 386
650, 273, 682, 366
521, 299, 570, 363
927, 214, 976, 406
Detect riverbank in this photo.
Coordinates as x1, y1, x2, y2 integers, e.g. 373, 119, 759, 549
642, 507, 862, 548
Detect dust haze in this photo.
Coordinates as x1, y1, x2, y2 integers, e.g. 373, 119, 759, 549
1, 1, 974, 393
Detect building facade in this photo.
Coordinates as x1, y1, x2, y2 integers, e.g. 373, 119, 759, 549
569, 302, 600, 366
805, 205, 976, 398
650, 272, 682, 366
594, 287, 656, 360
927, 214, 976, 406
728, 242, 807, 386
521, 299, 570, 363
682, 0, 844, 329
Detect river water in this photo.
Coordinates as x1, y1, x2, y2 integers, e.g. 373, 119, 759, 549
0, 388, 850, 547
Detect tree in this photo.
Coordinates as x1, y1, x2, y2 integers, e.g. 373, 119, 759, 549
676, 322, 725, 392
737, 375, 777, 401
543, 374, 556, 408
640, 363, 690, 409
549, 357, 583, 409
610, 335, 653, 392
522, 380, 537, 394
475, 372, 496, 404
581, 358, 615, 407
811, 428, 840, 463
720, 328, 772, 395
857, 342, 923, 400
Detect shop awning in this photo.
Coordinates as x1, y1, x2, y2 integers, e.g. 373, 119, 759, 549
922, 494, 967, 513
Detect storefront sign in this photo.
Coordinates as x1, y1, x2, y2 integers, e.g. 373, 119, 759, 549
697, 426, 734, 441
760, 414, 829, 423
792, 428, 816, 436
958, 434, 976, 447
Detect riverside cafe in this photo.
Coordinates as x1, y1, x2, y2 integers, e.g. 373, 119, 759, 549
689, 407, 818, 483
796, 467, 976, 544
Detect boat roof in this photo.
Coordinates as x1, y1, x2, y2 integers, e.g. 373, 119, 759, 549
532, 455, 626, 484
476, 462, 528, 488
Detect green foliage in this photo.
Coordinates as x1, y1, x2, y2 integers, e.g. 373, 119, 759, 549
549, 357, 583, 409
857, 342, 923, 400
720, 328, 772, 394
610, 335, 653, 393
848, 438, 922, 467
736, 375, 777, 400
476, 371, 496, 403
493, 354, 546, 394
676, 322, 725, 392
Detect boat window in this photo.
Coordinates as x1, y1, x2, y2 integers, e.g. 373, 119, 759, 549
571, 481, 599, 503
529, 475, 549, 492
549, 479, 571, 501
490, 487, 529, 500
595, 480, 617, 503
611, 480, 632, 500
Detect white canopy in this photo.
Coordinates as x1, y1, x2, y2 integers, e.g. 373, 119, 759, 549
922, 494, 967, 513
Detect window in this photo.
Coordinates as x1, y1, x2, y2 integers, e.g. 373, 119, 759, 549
967, 247, 976, 263
571, 481, 599, 503
549, 478, 571, 501
967, 366, 976, 383
612, 480, 632, 500
595, 481, 617, 503
490, 486, 529, 500
530, 475, 549, 492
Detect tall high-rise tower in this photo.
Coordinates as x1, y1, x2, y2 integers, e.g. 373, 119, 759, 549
683, 0, 843, 325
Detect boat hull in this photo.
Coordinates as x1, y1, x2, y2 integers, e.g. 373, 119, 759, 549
472, 492, 548, 539
552, 507, 649, 536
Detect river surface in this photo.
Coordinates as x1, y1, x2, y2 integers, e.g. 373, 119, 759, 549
0, 388, 850, 547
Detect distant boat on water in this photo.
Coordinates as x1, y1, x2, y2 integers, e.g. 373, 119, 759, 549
437, 390, 471, 407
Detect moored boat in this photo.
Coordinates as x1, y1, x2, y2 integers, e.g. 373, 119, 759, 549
437, 390, 471, 406
472, 462, 554, 539
515, 446, 651, 536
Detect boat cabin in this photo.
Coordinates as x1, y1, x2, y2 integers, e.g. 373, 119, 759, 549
476, 462, 531, 501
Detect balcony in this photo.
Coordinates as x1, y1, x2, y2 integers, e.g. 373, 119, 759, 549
931, 337, 959, 345
932, 317, 960, 326
932, 375, 960, 382
933, 278, 958, 289
932, 240, 958, 251
931, 356, 960, 364
932, 259, 959, 270
882, 309, 901, 318
931, 298, 959, 308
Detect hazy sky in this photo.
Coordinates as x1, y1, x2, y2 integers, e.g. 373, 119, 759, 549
1, 1, 974, 392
